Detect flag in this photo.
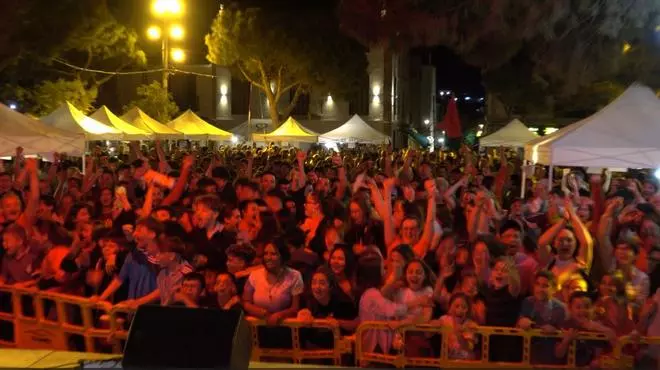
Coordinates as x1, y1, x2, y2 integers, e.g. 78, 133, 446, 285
436, 98, 462, 138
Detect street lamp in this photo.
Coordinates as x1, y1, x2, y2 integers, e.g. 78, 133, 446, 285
152, 0, 183, 17
146, 25, 161, 40
147, 0, 184, 91
171, 48, 186, 63
169, 24, 185, 40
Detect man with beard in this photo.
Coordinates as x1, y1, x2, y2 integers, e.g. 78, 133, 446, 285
188, 195, 237, 272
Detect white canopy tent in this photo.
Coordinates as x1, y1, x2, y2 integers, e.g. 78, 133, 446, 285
319, 114, 389, 144
252, 117, 318, 143
524, 84, 660, 168
0, 103, 85, 158
520, 84, 660, 198
230, 118, 274, 140
41, 102, 123, 140
121, 107, 183, 140
167, 110, 233, 141
90, 106, 151, 140
480, 119, 538, 148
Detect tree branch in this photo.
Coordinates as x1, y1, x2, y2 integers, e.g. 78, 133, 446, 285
275, 66, 283, 98
280, 80, 301, 95
237, 63, 265, 90
280, 85, 305, 118
256, 60, 274, 101
85, 47, 93, 70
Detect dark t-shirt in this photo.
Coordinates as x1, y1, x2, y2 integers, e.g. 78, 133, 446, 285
301, 289, 356, 349
485, 285, 521, 326
187, 228, 237, 272
303, 289, 357, 321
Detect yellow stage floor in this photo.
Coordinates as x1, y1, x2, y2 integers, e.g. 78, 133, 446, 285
0, 349, 338, 368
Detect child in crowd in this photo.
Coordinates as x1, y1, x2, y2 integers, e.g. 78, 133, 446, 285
433, 293, 478, 360
556, 291, 617, 367
395, 259, 434, 356
172, 272, 206, 308
156, 236, 193, 306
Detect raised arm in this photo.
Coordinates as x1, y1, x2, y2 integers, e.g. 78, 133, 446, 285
383, 145, 393, 177
566, 198, 594, 271
155, 140, 172, 174
333, 154, 348, 201
443, 175, 468, 211
140, 183, 155, 218
493, 147, 509, 203
414, 180, 437, 258
294, 150, 306, 191
381, 178, 397, 249
597, 199, 621, 271
18, 158, 39, 229
537, 218, 567, 267
161, 154, 194, 206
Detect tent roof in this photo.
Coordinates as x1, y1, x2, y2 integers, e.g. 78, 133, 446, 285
319, 114, 389, 144
0, 103, 85, 157
90, 106, 151, 140
167, 110, 232, 140
252, 117, 318, 143
121, 107, 183, 139
525, 84, 660, 168
231, 119, 274, 138
480, 119, 538, 148
40, 102, 123, 140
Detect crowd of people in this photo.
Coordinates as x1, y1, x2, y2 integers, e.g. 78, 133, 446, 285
1, 141, 660, 367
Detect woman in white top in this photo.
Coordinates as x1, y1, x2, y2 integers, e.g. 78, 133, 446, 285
356, 254, 431, 355
243, 238, 304, 324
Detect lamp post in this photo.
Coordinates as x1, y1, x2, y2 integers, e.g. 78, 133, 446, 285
147, 0, 184, 91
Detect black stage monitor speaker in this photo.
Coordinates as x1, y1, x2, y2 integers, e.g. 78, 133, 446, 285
122, 305, 252, 370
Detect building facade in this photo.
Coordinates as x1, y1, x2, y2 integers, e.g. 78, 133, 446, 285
102, 47, 436, 146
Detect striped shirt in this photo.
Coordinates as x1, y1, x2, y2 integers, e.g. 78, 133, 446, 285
157, 260, 193, 306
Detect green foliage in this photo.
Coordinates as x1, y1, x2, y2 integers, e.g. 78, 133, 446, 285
206, 1, 368, 125
16, 79, 97, 116
123, 82, 179, 123
341, 0, 660, 118
0, 0, 146, 114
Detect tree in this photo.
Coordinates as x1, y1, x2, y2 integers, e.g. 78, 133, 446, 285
340, 0, 660, 118
206, 1, 368, 126
0, 0, 146, 114
16, 79, 97, 116
123, 82, 179, 123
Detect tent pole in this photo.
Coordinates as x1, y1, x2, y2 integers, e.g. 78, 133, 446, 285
247, 82, 253, 144
520, 160, 527, 198
548, 165, 554, 191
82, 144, 87, 175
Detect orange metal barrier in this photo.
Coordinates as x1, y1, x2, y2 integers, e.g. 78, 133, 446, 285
245, 317, 350, 365
355, 321, 622, 368
3, 284, 660, 369
0, 285, 131, 354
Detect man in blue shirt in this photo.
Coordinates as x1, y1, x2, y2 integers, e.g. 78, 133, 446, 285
92, 218, 164, 310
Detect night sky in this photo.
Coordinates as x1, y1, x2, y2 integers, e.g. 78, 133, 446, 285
128, 0, 483, 95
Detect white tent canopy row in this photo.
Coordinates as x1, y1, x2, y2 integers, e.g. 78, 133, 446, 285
524, 84, 660, 169
480, 119, 538, 148
0, 103, 85, 158
319, 114, 389, 144
121, 107, 183, 140
90, 106, 152, 140
40, 102, 124, 141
